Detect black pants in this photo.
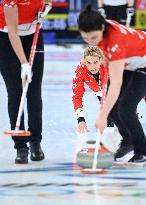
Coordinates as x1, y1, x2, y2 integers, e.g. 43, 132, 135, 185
103, 4, 127, 25
109, 69, 146, 154
0, 31, 44, 149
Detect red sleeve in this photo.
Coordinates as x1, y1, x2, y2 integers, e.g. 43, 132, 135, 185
2, 0, 17, 7
72, 64, 85, 112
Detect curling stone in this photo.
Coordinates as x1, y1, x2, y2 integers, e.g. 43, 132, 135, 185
77, 147, 114, 169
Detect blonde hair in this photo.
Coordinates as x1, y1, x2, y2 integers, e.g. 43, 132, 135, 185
84, 46, 106, 65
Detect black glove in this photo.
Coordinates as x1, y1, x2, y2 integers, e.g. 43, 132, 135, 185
77, 117, 85, 124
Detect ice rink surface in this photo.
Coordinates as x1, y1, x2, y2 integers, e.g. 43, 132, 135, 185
0, 45, 146, 205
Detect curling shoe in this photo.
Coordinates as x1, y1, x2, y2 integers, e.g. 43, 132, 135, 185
128, 153, 146, 163
30, 142, 45, 161
15, 148, 29, 164
114, 141, 134, 162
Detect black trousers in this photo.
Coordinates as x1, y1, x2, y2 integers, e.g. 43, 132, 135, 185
0, 31, 44, 149
109, 69, 146, 154
103, 4, 127, 25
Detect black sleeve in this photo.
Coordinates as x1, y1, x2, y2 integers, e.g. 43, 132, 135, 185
77, 117, 85, 124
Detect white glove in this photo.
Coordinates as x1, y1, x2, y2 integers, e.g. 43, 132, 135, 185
127, 7, 135, 16
21, 63, 32, 86
97, 7, 106, 18
37, 4, 52, 23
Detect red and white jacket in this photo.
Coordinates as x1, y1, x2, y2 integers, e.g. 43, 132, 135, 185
0, 0, 44, 35
72, 63, 106, 119
99, 20, 146, 71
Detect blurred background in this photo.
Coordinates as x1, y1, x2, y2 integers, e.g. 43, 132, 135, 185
42, 0, 146, 45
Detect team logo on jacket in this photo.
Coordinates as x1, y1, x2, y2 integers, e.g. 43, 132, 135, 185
3, 0, 17, 7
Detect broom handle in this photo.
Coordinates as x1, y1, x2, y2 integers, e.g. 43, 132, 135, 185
92, 68, 109, 168
15, 3, 53, 130
92, 130, 101, 169
15, 23, 41, 130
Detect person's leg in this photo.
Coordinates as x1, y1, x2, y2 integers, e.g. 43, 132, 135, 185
117, 69, 146, 162
104, 4, 127, 25
22, 32, 44, 161
109, 70, 134, 142
0, 32, 29, 163
106, 81, 114, 127
103, 5, 116, 20
109, 70, 135, 160
115, 5, 127, 25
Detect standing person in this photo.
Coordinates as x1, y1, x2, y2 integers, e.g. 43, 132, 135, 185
97, 0, 135, 25
72, 46, 107, 133
0, 0, 52, 164
77, 4, 146, 163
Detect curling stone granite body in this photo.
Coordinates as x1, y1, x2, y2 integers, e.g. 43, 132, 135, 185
77, 148, 114, 169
